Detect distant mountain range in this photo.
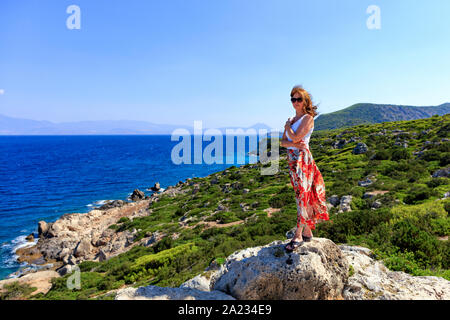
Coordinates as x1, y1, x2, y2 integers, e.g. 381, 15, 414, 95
1, 102, 448, 135
314, 102, 450, 131
0, 114, 275, 136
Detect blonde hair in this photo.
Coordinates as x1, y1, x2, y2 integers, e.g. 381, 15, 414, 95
290, 85, 319, 118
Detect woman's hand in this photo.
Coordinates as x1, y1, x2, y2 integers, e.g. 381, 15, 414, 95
284, 120, 291, 131
281, 139, 308, 149
292, 140, 308, 149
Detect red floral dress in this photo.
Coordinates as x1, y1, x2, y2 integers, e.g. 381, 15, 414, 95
287, 146, 329, 230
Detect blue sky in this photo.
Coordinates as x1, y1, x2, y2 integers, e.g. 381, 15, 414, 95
0, 0, 449, 129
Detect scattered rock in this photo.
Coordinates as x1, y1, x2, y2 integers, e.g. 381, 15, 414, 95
99, 200, 127, 210
338, 195, 353, 213
327, 195, 340, 207
352, 142, 368, 155
74, 238, 92, 258
432, 167, 449, 178
130, 189, 146, 201
363, 190, 389, 199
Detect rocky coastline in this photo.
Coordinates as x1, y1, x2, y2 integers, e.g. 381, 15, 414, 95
4, 181, 188, 283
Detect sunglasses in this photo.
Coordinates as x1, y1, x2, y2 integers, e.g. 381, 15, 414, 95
291, 97, 303, 103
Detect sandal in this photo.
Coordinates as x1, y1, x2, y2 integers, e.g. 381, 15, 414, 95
302, 234, 312, 242
285, 239, 304, 252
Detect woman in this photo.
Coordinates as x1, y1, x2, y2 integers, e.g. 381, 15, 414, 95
280, 85, 330, 252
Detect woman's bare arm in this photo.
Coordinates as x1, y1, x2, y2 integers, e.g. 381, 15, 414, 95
286, 115, 314, 143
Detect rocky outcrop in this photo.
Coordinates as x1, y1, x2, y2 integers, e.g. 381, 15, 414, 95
11, 183, 193, 279
339, 245, 450, 300
209, 238, 349, 300
129, 189, 146, 201
15, 199, 157, 278
115, 238, 450, 300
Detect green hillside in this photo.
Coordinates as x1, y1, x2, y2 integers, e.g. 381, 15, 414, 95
315, 102, 450, 131
18, 114, 449, 300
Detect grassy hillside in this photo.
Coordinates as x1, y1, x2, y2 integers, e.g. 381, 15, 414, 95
315, 102, 450, 131
17, 114, 449, 300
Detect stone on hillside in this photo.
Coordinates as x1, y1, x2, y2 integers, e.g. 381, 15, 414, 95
210, 238, 349, 300
352, 142, 368, 155
97, 249, 108, 262
432, 167, 449, 178
231, 181, 243, 190
192, 184, 200, 194
371, 200, 382, 209
338, 195, 353, 213
211, 177, 219, 184
327, 195, 340, 207
56, 264, 74, 277
358, 178, 373, 187
363, 191, 387, 199
73, 238, 92, 258
334, 139, 348, 149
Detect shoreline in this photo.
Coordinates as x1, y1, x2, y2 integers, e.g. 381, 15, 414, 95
3, 159, 263, 281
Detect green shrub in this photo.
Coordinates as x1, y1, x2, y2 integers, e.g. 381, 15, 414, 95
373, 150, 390, 160
0, 281, 37, 300
118, 217, 130, 223
403, 185, 435, 204
124, 243, 200, 284
391, 148, 411, 161
78, 261, 100, 272
269, 186, 295, 208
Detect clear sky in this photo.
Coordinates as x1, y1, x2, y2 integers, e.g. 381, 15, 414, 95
0, 0, 449, 129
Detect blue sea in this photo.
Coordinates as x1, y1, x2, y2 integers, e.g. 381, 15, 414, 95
0, 135, 264, 280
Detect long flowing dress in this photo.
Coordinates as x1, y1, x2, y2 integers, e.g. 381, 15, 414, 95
286, 115, 329, 230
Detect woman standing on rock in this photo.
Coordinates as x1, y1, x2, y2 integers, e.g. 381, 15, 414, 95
280, 85, 329, 252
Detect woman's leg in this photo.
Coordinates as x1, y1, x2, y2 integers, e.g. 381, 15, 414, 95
303, 224, 313, 237
286, 225, 304, 251
293, 225, 304, 241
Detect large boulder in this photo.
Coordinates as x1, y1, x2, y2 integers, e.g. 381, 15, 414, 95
38, 221, 49, 238
340, 245, 450, 300
99, 200, 126, 210
130, 189, 146, 201
73, 238, 92, 258
210, 238, 349, 300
